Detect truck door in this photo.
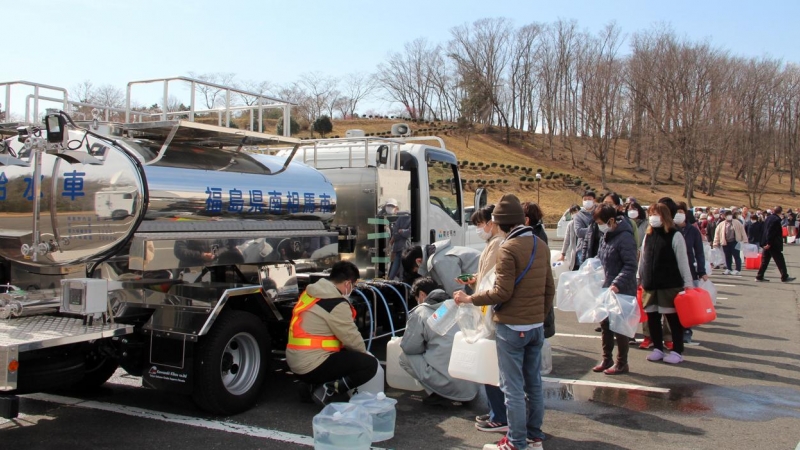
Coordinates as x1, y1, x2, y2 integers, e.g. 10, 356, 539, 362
422, 151, 464, 246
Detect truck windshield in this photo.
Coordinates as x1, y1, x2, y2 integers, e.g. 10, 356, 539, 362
427, 160, 461, 224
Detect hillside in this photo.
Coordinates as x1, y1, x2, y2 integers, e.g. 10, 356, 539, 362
255, 117, 799, 223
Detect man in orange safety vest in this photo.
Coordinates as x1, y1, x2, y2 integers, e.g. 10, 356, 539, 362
286, 261, 378, 405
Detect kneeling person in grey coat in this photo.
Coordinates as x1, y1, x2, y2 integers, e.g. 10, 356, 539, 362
400, 277, 479, 405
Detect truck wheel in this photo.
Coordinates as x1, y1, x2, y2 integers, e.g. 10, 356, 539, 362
71, 354, 119, 391
192, 310, 270, 415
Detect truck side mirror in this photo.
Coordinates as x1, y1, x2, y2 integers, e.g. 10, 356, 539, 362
474, 188, 487, 211
376, 145, 389, 165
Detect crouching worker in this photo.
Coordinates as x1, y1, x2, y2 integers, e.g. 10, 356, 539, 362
400, 277, 479, 405
286, 261, 378, 405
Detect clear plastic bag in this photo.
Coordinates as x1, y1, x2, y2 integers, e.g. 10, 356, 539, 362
740, 243, 759, 259
540, 339, 552, 375
710, 247, 725, 267
556, 271, 580, 311
575, 285, 608, 323
606, 291, 640, 338
456, 303, 483, 343
693, 279, 718, 305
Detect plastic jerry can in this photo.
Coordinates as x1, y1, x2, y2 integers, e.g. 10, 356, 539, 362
745, 254, 762, 270
350, 392, 398, 442
385, 337, 424, 391
674, 288, 716, 328
426, 299, 459, 336
447, 331, 499, 386
350, 362, 384, 397
312, 402, 373, 450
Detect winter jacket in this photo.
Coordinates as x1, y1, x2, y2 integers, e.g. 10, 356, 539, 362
748, 221, 765, 245
470, 226, 555, 325
680, 223, 706, 280
399, 289, 479, 401
285, 278, 366, 375
389, 213, 412, 252
560, 220, 578, 271
713, 219, 746, 247
762, 213, 784, 250
580, 221, 601, 263
596, 215, 638, 296
573, 208, 595, 240
421, 239, 481, 296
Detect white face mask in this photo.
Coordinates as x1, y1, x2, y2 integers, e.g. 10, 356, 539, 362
343, 281, 354, 298
582, 200, 594, 210
649, 215, 663, 228
385, 206, 397, 215
476, 225, 492, 241
725, 215, 732, 222
597, 223, 610, 234
674, 213, 686, 225
627, 210, 639, 219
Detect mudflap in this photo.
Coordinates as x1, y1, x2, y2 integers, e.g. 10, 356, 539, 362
141, 332, 194, 395
0, 395, 19, 419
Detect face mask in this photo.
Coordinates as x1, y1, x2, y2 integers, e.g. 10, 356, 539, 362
649, 215, 662, 228
476, 225, 492, 241
725, 216, 732, 221
598, 223, 610, 234
343, 281, 354, 298
627, 210, 639, 219
674, 213, 686, 225
386, 206, 397, 215
582, 200, 594, 210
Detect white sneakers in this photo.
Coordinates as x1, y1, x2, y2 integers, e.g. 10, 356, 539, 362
731, 270, 740, 275
723, 269, 731, 275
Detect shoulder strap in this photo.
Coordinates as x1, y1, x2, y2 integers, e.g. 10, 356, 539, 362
515, 235, 538, 285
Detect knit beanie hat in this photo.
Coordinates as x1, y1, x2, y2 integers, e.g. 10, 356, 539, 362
492, 194, 525, 225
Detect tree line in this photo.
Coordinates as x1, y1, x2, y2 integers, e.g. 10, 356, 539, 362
61, 18, 799, 207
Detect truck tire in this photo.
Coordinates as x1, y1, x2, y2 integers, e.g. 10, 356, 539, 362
70, 355, 119, 391
192, 310, 271, 415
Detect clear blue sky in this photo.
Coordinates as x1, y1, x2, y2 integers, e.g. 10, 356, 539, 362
4, 0, 799, 114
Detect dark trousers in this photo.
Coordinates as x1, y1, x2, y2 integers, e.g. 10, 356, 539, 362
600, 318, 629, 365
757, 247, 789, 280
722, 242, 742, 271
648, 312, 684, 355
295, 350, 378, 387
485, 384, 507, 423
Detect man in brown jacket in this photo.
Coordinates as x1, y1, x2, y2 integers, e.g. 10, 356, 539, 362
454, 194, 554, 450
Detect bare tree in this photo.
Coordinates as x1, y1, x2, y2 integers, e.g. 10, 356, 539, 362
336, 72, 376, 119
188, 72, 237, 109
376, 38, 439, 120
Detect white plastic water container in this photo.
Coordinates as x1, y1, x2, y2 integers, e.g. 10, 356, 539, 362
313, 402, 373, 450
448, 331, 499, 386
556, 217, 567, 238
426, 299, 458, 336
556, 271, 579, 311
350, 392, 398, 442
350, 362, 384, 396
540, 339, 552, 375
385, 337, 424, 391
552, 261, 567, 281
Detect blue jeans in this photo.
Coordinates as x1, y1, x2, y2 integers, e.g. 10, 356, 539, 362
723, 242, 741, 272
388, 250, 404, 280
485, 384, 506, 423
495, 324, 546, 448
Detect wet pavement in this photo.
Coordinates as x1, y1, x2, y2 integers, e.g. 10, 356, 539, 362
2, 233, 800, 449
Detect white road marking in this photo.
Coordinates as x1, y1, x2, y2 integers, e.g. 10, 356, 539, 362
717, 297, 729, 300
714, 284, 737, 287
553, 333, 602, 339
22, 393, 388, 449
541, 377, 670, 394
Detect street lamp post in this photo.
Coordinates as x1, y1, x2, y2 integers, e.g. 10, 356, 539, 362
535, 173, 542, 204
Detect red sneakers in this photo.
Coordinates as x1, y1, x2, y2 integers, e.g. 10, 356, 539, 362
638, 337, 653, 349
665, 341, 674, 351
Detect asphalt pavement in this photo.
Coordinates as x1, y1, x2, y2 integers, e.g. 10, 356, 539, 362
2, 234, 800, 449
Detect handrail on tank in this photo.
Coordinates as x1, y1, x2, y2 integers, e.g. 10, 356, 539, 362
1, 81, 69, 124
125, 76, 295, 136
24, 94, 148, 123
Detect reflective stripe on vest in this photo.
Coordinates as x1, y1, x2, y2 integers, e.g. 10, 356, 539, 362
286, 290, 356, 351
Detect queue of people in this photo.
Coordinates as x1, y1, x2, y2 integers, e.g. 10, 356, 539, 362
283, 192, 795, 450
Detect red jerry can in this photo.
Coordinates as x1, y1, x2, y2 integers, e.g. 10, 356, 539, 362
674, 288, 716, 328
745, 254, 762, 270
636, 286, 647, 323
782, 226, 789, 237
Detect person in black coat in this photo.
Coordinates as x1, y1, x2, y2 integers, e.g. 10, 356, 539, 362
748, 214, 765, 245
592, 205, 638, 375
757, 206, 795, 282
